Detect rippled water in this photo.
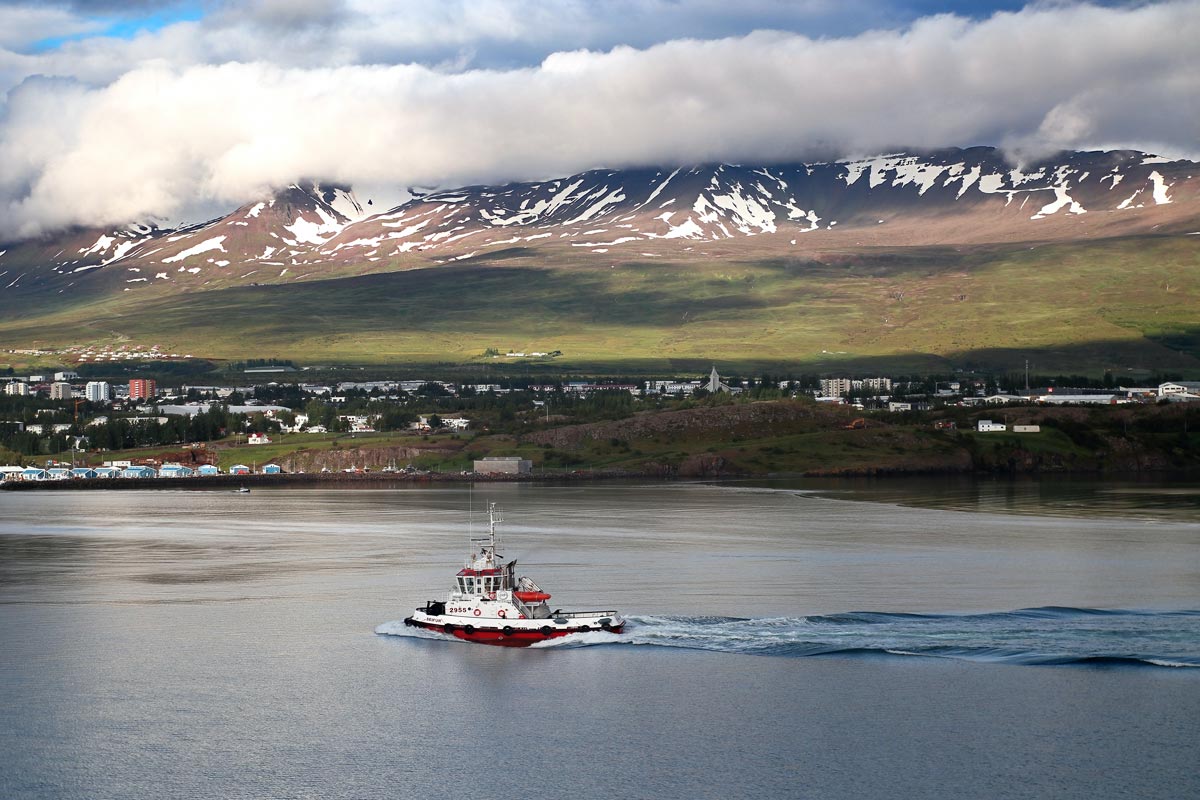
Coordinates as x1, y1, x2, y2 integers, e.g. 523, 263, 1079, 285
2, 480, 1198, 799
380, 607, 1200, 667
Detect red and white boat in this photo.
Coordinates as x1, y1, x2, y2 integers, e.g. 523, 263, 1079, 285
404, 502, 625, 646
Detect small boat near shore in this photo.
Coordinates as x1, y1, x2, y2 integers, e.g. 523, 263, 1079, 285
404, 502, 625, 646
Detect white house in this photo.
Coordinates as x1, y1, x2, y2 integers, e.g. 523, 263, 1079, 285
412, 415, 470, 432
645, 380, 702, 395
247, 433, 271, 445
1158, 381, 1200, 397
976, 420, 1007, 432
338, 415, 376, 433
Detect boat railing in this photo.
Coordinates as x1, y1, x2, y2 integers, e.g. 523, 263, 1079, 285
552, 610, 620, 619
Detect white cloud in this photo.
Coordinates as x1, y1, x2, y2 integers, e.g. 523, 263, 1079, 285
0, 5, 102, 50
0, 1, 1197, 238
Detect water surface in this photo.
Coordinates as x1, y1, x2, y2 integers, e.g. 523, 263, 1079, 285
1, 481, 1198, 799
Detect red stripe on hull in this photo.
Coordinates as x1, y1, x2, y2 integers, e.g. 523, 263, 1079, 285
405, 618, 624, 647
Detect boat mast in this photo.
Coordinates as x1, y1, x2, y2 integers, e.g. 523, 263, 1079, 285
470, 501, 502, 563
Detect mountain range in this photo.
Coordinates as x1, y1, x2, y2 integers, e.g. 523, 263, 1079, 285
1, 147, 1197, 374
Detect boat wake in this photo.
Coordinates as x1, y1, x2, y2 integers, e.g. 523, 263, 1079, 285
505, 607, 1200, 667
604, 608, 1200, 667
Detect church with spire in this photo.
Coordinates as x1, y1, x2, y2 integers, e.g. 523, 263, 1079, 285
706, 366, 732, 393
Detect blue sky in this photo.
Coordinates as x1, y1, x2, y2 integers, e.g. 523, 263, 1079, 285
29, 3, 206, 52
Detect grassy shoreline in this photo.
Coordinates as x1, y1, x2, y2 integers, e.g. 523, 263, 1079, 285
9, 399, 1199, 485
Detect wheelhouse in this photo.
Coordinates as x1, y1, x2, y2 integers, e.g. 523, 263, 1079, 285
454, 564, 515, 596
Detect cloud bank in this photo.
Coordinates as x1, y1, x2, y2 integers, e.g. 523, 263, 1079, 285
0, 1, 1197, 238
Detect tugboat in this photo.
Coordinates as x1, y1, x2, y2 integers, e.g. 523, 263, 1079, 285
404, 502, 625, 646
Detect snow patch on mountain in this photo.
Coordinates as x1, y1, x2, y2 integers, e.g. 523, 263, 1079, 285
102, 239, 141, 265
83, 234, 114, 255
163, 236, 227, 263
325, 187, 366, 221
1148, 171, 1172, 205
284, 207, 345, 245
1031, 186, 1086, 219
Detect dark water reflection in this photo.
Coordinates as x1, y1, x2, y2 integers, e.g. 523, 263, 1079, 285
775, 474, 1200, 521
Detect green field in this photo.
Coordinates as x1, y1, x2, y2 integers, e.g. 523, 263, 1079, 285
2, 234, 1198, 375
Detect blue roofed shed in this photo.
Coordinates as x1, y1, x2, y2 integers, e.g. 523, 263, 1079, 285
159, 464, 195, 478
121, 466, 157, 479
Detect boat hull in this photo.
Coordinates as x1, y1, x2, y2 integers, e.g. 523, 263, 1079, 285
403, 614, 624, 647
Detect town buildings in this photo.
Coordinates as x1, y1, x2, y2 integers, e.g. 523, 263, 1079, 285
129, 378, 157, 401
85, 381, 111, 403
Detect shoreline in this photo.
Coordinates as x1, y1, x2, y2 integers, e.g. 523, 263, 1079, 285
4, 463, 1197, 490
0, 470, 649, 490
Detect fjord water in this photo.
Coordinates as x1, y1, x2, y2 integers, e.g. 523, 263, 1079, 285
1, 482, 1197, 799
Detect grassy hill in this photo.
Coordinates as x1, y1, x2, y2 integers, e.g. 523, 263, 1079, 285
30, 398, 1200, 479
1, 233, 1198, 375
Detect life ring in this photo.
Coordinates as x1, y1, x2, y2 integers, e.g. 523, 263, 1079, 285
473, 609, 481, 617
502, 626, 514, 636
540, 626, 553, 636
498, 610, 507, 619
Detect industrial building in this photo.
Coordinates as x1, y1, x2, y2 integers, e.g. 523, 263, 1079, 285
473, 456, 533, 475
